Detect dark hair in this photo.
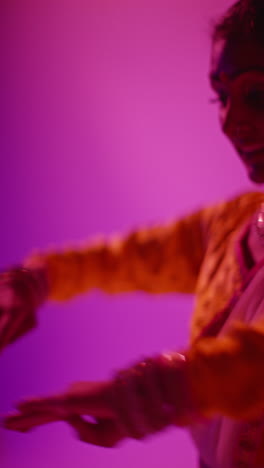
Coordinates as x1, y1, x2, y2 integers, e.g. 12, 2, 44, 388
213, 0, 264, 44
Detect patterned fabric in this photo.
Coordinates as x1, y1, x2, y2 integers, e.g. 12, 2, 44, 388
24, 190, 264, 465
189, 257, 264, 467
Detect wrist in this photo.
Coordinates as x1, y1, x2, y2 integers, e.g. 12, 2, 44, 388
9, 264, 50, 308
154, 351, 204, 426
111, 350, 205, 442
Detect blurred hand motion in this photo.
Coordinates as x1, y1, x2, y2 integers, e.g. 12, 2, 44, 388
4, 353, 191, 447
0, 267, 48, 352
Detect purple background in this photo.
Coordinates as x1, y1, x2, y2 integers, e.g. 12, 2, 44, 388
0, 1, 255, 467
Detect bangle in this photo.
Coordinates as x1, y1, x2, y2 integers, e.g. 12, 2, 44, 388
113, 367, 152, 439
111, 351, 199, 441
156, 351, 202, 426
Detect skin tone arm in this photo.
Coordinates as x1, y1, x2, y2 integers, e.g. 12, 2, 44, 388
5, 261, 264, 448
0, 206, 213, 352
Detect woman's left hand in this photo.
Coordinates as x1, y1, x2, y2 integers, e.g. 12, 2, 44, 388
3, 381, 128, 448
3, 354, 191, 447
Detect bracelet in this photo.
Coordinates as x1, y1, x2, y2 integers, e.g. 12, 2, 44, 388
111, 351, 197, 441
113, 367, 152, 439
155, 351, 201, 427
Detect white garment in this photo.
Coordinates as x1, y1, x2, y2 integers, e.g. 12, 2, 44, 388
189, 235, 264, 468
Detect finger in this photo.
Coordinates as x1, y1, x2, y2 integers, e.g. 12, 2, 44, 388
66, 381, 115, 418
16, 396, 70, 421
18, 383, 115, 419
67, 415, 123, 448
3, 410, 60, 433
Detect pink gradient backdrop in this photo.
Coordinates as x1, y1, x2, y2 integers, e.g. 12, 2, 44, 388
0, 1, 254, 467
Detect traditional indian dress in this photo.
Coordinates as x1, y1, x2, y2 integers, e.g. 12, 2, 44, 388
25, 191, 264, 468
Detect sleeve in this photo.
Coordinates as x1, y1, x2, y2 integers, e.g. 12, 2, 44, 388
23, 206, 215, 301
187, 320, 264, 421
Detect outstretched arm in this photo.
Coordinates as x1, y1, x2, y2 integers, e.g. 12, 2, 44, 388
4, 322, 264, 447
5, 261, 264, 447
24, 206, 214, 301
0, 203, 215, 352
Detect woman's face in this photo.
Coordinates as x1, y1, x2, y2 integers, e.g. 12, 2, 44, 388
210, 38, 264, 183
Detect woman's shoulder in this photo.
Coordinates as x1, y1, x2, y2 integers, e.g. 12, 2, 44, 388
199, 191, 264, 235
208, 191, 264, 218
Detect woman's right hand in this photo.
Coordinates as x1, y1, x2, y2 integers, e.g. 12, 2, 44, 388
0, 266, 48, 352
